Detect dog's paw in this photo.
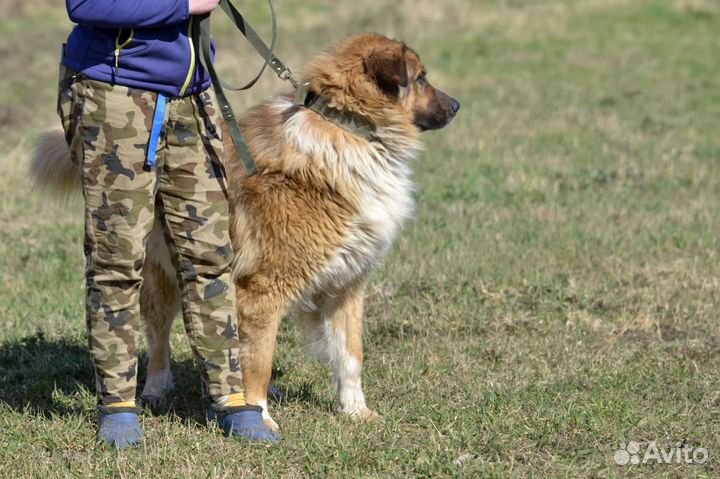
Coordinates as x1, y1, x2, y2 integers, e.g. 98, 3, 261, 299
138, 394, 168, 414
354, 408, 382, 422
255, 399, 281, 432
340, 406, 382, 422
263, 415, 281, 432
142, 368, 174, 397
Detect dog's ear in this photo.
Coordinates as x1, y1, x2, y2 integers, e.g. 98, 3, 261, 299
363, 43, 409, 97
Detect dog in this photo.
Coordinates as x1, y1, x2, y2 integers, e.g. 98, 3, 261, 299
31, 33, 459, 432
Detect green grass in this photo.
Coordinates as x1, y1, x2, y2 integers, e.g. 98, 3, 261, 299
2, 0, 720, 477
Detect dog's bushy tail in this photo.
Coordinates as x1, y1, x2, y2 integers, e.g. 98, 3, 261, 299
29, 127, 81, 198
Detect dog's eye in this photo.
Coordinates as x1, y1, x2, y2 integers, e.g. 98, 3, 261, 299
417, 73, 427, 86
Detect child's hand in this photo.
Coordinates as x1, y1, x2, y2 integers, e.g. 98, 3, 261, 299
189, 0, 220, 15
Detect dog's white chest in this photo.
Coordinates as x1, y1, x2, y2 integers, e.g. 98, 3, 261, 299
281, 102, 421, 294
355, 167, 414, 256
318, 163, 414, 290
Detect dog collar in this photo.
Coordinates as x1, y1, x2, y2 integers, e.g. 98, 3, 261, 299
303, 92, 379, 142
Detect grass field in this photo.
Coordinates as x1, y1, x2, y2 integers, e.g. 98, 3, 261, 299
1, 0, 720, 477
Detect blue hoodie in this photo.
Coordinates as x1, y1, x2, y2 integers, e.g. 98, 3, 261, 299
62, 0, 212, 97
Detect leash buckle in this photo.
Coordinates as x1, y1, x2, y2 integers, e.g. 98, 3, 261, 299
294, 81, 310, 106
279, 68, 293, 83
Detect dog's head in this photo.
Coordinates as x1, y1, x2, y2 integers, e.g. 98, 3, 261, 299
305, 34, 460, 131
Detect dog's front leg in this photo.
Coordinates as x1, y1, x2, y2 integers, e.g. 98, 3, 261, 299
321, 280, 379, 421
237, 284, 288, 432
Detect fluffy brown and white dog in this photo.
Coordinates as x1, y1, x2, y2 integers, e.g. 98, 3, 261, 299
31, 33, 459, 431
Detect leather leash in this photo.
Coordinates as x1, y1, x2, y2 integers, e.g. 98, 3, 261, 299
193, 0, 310, 176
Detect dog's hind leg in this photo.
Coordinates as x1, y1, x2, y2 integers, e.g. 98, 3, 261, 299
140, 227, 181, 409
236, 281, 290, 432
300, 280, 379, 421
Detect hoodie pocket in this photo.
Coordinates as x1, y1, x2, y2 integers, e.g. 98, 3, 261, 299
84, 28, 148, 68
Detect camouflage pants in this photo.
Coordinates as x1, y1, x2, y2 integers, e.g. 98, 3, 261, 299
58, 67, 243, 405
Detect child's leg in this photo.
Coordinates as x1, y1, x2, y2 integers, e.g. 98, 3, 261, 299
59, 74, 159, 406
155, 90, 245, 403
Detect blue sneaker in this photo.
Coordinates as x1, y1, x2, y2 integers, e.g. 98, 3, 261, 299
208, 405, 281, 443
97, 405, 144, 449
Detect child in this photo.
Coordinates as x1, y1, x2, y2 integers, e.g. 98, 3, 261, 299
58, 0, 279, 447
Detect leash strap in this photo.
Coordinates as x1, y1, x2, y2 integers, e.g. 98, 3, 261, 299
144, 93, 167, 170
215, 0, 283, 91
194, 0, 306, 175
194, 11, 258, 176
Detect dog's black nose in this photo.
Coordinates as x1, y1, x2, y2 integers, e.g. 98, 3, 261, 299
450, 98, 460, 114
